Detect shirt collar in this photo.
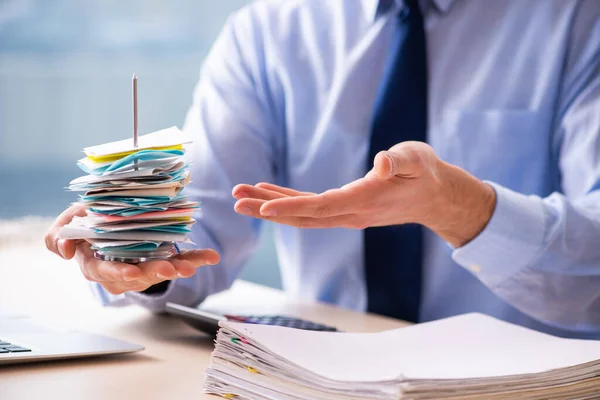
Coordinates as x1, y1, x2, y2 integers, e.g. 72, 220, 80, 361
360, 0, 456, 22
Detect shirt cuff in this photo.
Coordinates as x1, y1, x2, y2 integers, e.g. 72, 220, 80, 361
451, 181, 547, 288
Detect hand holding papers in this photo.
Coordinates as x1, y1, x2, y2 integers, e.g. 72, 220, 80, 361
46, 75, 219, 292
206, 313, 600, 399
58, 126, 198, 262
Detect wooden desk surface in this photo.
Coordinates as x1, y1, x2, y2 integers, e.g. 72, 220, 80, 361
0, 243, 408, 400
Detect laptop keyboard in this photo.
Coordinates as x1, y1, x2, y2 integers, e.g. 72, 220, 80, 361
0, 340, 31, 353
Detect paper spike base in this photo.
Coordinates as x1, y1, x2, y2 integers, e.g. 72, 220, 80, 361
93, 242, 179, 264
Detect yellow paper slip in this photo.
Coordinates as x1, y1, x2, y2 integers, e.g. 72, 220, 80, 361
86, 145, 183, 163
83, 126, 192, 157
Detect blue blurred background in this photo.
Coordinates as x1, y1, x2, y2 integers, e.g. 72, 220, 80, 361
0, 0, 281, 288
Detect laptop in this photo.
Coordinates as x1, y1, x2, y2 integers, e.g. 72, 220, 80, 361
0, 312, 143, 365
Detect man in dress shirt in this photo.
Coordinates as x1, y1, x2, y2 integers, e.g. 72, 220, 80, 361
46, 0, 600, 338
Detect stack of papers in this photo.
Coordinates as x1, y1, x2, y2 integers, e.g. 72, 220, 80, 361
58, 126, 198, 256
205, 313, 600, 399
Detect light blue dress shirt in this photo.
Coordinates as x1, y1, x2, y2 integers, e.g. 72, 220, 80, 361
95, 0, 600, 338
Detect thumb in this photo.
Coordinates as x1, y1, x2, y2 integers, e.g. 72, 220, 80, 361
57, 239, 83, 260
45, 204, 87, 258
373, 147, 422, 179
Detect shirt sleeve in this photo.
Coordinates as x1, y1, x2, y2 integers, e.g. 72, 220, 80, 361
93, 6, 282, 311
452, 1, 600, 332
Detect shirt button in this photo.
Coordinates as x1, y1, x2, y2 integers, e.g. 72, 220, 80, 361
469, 264, 482, 273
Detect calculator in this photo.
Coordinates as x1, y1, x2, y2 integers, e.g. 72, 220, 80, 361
165, 302, 339, 336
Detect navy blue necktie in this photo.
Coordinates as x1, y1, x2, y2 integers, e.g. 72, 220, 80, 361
364, 0, 427, 323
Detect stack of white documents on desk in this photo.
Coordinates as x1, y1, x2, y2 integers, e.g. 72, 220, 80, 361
58, 126, 198, 255
205, 313, 600, 399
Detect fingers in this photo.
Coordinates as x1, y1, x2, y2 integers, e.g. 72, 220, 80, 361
130, 249, 219, 285
138, 260, 178, 281
232, 182, 316, 202
75, 242, 221, 295
97, 260, 142, 282
169, 258, 197, 278
235, 198, 267, 216
232, 184, 288, 201
45, 204, 87, 258
254, 182, 316, 197
173, 248, 221, 266
102, 281, 149, 295
54, 203, 87, 227
82, 248, 219, 283
233, 183, 324, 219
76, 243, 143, 282
258, 190, 353, 218
234, 197, 366, 229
